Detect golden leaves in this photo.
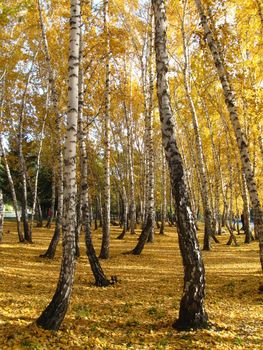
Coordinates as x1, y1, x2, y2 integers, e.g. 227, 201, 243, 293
0, 222, 263, 349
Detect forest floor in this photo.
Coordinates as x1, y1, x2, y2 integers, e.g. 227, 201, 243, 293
0, 221, 262, 350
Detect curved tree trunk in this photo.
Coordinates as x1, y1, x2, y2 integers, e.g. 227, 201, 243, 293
152, 0, 208, 330
36, 0, 80, 330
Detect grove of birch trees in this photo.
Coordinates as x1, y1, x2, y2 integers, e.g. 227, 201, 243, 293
0, 0, 262, 334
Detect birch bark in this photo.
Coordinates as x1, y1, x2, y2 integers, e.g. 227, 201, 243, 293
99, 0, 111, 259
36, 0, 80, 330
152, 0, 208, 330
160, 147, 167, 235
126, 67, 136, 235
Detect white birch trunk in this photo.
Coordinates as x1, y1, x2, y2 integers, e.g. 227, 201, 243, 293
144, 9, 155, 242
37, 0, 80, 330
160, 147, 167, 234
126, 67, 136, 234
100, 0, 111, 259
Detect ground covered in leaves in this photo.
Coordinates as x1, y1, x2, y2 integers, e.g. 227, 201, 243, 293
0, 221, 262, 349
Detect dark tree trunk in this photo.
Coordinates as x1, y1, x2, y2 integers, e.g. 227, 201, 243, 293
84, 207, 111, 286
131, 215, 153, 255
40, 224, 60, 259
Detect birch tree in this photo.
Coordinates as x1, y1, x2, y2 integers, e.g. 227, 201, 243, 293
36, 0, 80, 330
152, 0, 208, 330
100, 0, 111, 259
159, 147, 167, 235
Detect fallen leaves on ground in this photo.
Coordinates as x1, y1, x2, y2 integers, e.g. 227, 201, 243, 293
0, 221, 262, 349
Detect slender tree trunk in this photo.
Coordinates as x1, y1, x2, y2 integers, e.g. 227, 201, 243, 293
78, 24, 111, 286
181, 2, 213, 251
132, 9, 155, 254
98, 193, 103, 227
38, 0, 63, 258
200, 98, 221, 234
241, 171, 253, 243
116, 187, 128, 240
152, 0, 208, 330
0, 135, 23, 242
46, 169, 56, 228
18, 71, 32, 243
30, 95, 48, 232
146, 10, 155, 243
75, 190, 82, 258
100, 0, 111, 259
94, 197, 98, 230
195, 0, 263, 270
36, 0, 80, 330
160, 147, 167, 235
125, 63, 136, 235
